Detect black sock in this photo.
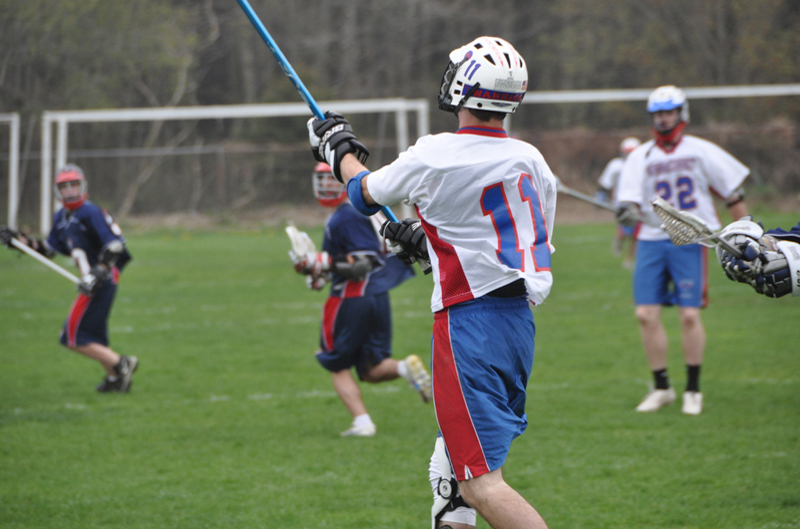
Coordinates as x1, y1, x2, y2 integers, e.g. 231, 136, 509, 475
653, 368, 670, 390
686, 364, 701, 392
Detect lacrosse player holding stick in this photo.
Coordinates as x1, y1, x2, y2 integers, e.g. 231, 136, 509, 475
596, 137, 642, 267
287, 162, 430, 437
715, 218, 800, 299
615, 86, 750, 415
0, 164, 137, 393
308, 37, 553, 529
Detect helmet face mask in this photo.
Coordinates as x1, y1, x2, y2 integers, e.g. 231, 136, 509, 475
438, 36, 528, 116
312, 163, 346, 208
647, 85, 689, 144
54, 164, 87, 210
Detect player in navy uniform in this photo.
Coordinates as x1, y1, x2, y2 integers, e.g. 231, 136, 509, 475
716, 219, 800, 298
1, 164, 138, 392
290, 163, 431, 437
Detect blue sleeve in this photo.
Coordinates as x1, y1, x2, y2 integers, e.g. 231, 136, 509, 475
325, 207, 381, 258
83, 205, 123, 248
766, 221, 800, 244
45, 212, 69, 255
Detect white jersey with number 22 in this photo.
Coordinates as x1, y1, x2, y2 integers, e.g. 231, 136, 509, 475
616, 135, 749, 241
367, 127, 557, 312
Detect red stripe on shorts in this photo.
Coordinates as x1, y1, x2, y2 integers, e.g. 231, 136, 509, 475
701, 246, 709, 308
432, 308, 490, 481
321, 296, 342, 352
66, 294, 92, 347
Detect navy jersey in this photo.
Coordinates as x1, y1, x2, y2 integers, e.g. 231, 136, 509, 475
767, 222, 800, 244
46, 201, 126, 268
322, 203, 415, 298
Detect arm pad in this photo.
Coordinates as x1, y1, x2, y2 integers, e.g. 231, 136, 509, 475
332, 254, 377, 281
99, 240, 125, 268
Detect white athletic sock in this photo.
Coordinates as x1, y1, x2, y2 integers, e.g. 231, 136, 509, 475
107, 375, 118, 382
397, 360, 409, 379
353, 414, 373, 428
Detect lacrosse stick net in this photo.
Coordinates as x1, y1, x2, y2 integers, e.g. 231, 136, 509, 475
651, 197, 742, 257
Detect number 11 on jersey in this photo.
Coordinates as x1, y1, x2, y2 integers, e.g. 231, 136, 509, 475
480, 173, 551, 272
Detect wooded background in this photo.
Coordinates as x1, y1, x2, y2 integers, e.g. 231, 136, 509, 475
1, 0, 799, 222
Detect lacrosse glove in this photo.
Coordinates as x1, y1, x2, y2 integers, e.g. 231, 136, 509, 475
750, 249, 793, 298
380, 218, 432, 274
77, 265, 109, 296
0, 226, 18, 249
307, 111, 370, 183
615, 202, 640, 228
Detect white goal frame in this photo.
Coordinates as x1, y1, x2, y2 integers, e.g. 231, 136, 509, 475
508, 83, 800, 134
38, 99, 429, 234
1, 113, 21, 229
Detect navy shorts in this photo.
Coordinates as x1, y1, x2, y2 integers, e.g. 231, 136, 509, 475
59, 278, 117, 347
432, 295, 535, 481
633, 239, 708, 307
316, 292, 392, 379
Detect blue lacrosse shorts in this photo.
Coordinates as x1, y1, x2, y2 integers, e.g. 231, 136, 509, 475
59, 280, 117, 347
633, 239, 708, 308
315, 292, 393, 379
432, 295, 535, 482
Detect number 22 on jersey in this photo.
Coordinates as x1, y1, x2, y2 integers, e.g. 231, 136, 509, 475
480, 173, 551, 272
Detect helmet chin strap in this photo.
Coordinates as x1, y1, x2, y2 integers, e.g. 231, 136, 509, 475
453, 83, 481, 117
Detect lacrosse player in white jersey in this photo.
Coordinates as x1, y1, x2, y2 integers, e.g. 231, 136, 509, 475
615, 85, 750, 416
308, 36, 554, 529
596, 136, 642, 267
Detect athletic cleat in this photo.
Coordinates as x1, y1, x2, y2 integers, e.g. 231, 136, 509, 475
96, 376, 124, 393
682, 391, 703, 415
340, 422, 376, 437
403, 355, 432, 403
116, 355, 139, 393
635, 387, 676, 412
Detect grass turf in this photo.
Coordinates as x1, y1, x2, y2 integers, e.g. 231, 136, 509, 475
1, 212, 798, 528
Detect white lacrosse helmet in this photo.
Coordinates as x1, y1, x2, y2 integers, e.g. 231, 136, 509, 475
647, 85, 690, 124
312, 162, 346, 208
438, 36, 528, 115
619, 137, 641, 156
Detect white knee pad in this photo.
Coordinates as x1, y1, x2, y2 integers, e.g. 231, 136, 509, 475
429, 437, 476, 528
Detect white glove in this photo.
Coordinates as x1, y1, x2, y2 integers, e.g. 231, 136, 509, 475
305, 274, 328, 291
715, 219, 765, 282
291, 251, 331, 276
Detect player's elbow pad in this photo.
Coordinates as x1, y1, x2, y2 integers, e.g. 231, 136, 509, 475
99, 240, 125, 268
347, 171, 381, 216
726, 186, 746, 208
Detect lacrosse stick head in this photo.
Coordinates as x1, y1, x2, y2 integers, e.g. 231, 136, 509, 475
651, 197, 713, 247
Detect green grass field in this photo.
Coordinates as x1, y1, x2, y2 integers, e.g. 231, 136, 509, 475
1, 212, 798, 529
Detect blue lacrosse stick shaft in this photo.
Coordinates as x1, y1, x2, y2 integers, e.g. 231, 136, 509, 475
235, 0, 398, 222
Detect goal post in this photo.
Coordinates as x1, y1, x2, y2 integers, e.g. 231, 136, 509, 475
0, 113, 21, 229
38, 98, 429, 234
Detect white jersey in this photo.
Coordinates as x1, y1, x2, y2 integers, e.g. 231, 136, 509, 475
367, 127, 557, 312
598, 157, 624, 194
616, 135, 749, 241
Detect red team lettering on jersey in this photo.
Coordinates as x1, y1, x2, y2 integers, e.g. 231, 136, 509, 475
617, 135, 749, 242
